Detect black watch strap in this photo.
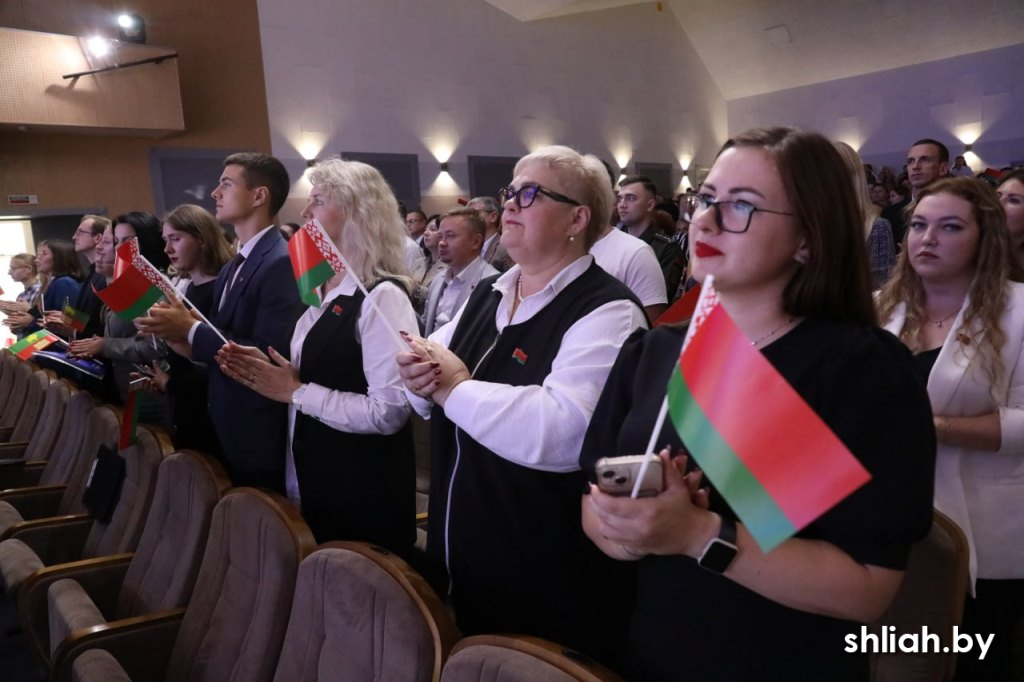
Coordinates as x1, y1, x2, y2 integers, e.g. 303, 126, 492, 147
697, 515, 738, 574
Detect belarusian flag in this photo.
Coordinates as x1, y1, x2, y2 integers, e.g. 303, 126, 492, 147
119, 388, 141, 449
667, 278, 871, 552
96, 239, 176, 320
288, 221, 343, 306
10, 329, 61, 360
654, 282, 701, 328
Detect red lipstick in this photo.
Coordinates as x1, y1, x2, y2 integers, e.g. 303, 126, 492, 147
694, 241, 723, 258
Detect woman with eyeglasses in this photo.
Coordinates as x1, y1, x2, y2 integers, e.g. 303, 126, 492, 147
1, 254, 41, 339
878, 177, 1024, 681
580, 128, 935, 681
397, 145, 647, 667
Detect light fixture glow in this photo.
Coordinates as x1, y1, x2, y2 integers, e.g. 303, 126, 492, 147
86, 36, 111, 58
117, 14, 135, 28
678, 154, 692, 171
116, 14, 146, 44
956, 125, 981, 146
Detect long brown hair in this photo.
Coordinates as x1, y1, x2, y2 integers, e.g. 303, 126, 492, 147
721, 128, 876, 325
163, 204, 234, 277
877, 177, 1017, 392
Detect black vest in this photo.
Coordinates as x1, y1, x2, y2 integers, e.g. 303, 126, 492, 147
428, 262, 641, 660
291, 280, 415, 554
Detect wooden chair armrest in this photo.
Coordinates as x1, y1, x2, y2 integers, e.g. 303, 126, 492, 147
0, 460, 46, 492
0, 440, 29, 458
18, 553, 134, 667
51, 608, 186, 682
0, 484, 67, 524
416, 511, 428, 528
4, 514, 93, 563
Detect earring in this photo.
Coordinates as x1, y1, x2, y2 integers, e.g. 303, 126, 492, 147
569, 235, 576, 242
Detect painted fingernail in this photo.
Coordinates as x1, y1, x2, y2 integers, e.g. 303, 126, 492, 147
430, 362, 440, 369
433, 368, 441, 376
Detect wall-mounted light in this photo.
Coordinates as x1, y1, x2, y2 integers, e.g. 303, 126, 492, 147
117, 14, 147, 44
439, 161, 450, 173
964, 143, 973, 153
305, 158, 317, 168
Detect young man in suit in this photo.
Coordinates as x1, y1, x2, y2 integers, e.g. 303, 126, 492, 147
138, 152, 303, 491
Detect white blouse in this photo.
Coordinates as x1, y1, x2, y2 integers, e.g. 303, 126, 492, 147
285, 274, 417, 506
407, 255, 648, 473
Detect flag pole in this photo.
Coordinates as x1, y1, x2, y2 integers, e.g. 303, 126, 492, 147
631, 275, 716, 499
140, 255, 230, 346
311, 219, 408, 352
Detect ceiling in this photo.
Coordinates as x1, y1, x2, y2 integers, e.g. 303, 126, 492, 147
485, 0, 1024, 99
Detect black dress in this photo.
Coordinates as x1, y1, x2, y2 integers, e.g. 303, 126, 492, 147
165, 280, 221, 455
579, 320, 936, 682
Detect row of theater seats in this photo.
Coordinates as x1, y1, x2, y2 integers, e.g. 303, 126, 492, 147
0, 352, 624, 682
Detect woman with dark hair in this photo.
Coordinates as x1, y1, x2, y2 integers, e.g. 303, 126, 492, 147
878, 177, 1024, 680
412, 214, 446, 314
69, 214, 169, 414
581, 128, 935, 681
4, 239, 83, 336
996, 168, 1024, 253
137, 204, 233, 452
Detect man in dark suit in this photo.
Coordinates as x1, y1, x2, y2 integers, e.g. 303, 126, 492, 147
138, 152, 303, 491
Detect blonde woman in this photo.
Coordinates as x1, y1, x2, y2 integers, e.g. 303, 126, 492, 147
218, 158, 418, 557
1, 253, 41, 339
878, 177, 1024, 680
834, 141, 896, 288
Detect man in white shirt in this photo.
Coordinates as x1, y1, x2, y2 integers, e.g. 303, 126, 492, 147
423, 207, 498, 335
468, 196, 513, 272
589, 225, 667, 323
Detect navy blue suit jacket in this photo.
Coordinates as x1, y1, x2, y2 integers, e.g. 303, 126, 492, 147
192, 227, 303, 490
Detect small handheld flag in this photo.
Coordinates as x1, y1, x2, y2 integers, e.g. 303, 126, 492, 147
96, 240, 176, 320
288, 224, 337, 306
10, 329, 62, 360
62, 300, 91, 333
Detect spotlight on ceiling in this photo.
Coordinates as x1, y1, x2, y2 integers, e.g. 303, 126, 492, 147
86, 35, 112, 58
117, 13, 146, 44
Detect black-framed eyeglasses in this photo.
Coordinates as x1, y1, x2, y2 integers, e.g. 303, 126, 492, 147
690, 193, 794, 234
498, 183, 581, 210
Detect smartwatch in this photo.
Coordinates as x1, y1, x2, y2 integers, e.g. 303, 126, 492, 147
697, 515, 738, 574
291, 384, 307, 409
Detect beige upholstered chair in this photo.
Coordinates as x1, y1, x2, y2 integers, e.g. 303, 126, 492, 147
0, 360, 38, 438
0, 423, 172, 597
62, 487, 317, 682
0, 368, 50, 446
272, 541, 460, 682
869, 510, 970, 682
0, 378, 76, 482
18, 450, 232, 669
440, 635, 625, 682
0, 353, 24, 427
0, 395, 108, 538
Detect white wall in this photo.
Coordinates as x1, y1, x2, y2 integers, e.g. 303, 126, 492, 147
727, 43, 1024, 174
257, 0, 726, 216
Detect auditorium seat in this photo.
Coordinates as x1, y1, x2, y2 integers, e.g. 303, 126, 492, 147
273, 541, 459, 681
869, 510, 969, 682
0, 352, 20, 420
0, 360, 39, 440
19, 450, 231, 669
0, 423, 172, 597
0, 395, 107, 536
0, 377, 75, 478
440, 635, 624, 682
63, 488, 316, 682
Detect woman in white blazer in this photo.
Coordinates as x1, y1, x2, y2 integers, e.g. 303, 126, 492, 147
878, 177, 1024, 681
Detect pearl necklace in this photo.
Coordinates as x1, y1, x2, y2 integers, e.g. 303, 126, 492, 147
750, 318, 795, 347
516, 275, 524, 303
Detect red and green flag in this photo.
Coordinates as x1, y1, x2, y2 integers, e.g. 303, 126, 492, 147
10, 329, 61, 360
654, 282, 702, 328
119, 388, 141, 449
96, 239, 176, 320
288, 221, 345, 306
62, 300, 90, 332
667, 278, 871, 552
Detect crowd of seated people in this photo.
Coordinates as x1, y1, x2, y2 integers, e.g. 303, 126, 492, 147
2, 133, 1023, 681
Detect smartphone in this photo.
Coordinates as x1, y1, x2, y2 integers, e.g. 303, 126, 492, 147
132, 363, 155, 377
594, 454, 664, 497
